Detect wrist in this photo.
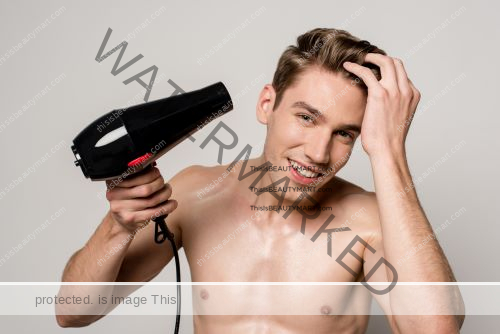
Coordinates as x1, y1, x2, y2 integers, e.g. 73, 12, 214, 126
104, 212, 135, 241
368, 146, 417, 203
369, 146, 407, 167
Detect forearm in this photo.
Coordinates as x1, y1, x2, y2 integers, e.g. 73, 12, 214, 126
56, 211, 134, 327
62, 211, 134, 281
370, 150, 463, 331
370, 150, 452, 280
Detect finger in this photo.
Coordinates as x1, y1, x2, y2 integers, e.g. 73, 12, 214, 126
107, 176, 166, 200
136, 199, 178, 222
408, 79, 421, 112
107, 167, 161, 188
363, 53, 398, 91
342, 61, 383, 93
392, 58, 412, 98
122, 183, 173, 210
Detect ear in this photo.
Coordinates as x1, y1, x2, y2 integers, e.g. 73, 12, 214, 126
256, 84, 276, 125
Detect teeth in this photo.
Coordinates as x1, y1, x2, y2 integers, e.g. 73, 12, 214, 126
290, 160, 320, 178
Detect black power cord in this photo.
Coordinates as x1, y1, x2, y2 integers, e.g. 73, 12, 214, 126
153, 215, 181, 334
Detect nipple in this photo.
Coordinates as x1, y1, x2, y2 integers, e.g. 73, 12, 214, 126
320, 305, 332, 315
200, 288, 209, 300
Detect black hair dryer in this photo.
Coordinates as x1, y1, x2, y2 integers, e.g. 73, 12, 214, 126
72, 82, 233, 180
70, 82, 233, 334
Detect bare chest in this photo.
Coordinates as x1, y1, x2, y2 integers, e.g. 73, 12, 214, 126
184, 194, 371, 279
183, 193, 374, 315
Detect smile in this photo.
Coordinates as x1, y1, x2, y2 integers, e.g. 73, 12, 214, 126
287, 158, 324, 180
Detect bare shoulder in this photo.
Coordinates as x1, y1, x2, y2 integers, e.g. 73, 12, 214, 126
166, 162, 239, 220
328, 175, 372, 199
329, 176, 381, 237
168, 164, 215, 193
166, 162, 241, 237
168, 163, 235, 198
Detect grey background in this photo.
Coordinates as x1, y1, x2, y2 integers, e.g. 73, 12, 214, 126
0, 0, 498, 332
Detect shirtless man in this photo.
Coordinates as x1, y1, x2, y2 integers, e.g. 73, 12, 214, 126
56, 28, 465, 333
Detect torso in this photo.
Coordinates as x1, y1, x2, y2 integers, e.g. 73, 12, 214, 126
174, 159, 381, 334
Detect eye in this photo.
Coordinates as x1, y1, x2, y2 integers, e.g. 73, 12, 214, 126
337, 130, 353, 139
298, 114, 314, 123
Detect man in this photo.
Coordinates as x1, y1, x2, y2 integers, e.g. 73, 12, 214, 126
56, 28, 465, 333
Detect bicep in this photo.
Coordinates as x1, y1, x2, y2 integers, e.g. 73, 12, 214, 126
362, 233, 400, 333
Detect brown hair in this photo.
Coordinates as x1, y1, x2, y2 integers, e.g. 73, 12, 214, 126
271, 28, 387, 110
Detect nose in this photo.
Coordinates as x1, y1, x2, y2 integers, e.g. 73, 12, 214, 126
304, 129, 331, 165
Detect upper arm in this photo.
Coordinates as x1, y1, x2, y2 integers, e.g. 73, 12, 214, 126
363, 229, 401, 333
359, 192, 401, 333
361, 192, 463, 333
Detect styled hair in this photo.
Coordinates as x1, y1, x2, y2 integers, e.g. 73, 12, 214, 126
271, 28, 387, 110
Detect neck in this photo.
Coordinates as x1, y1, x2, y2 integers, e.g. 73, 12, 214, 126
233, 155, 336, 221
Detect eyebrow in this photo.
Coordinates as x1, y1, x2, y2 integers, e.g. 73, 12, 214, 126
292, 101, 325, 121
291, 101, 361, 133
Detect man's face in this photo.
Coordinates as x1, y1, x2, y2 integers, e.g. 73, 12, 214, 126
256, 66, 367, 201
